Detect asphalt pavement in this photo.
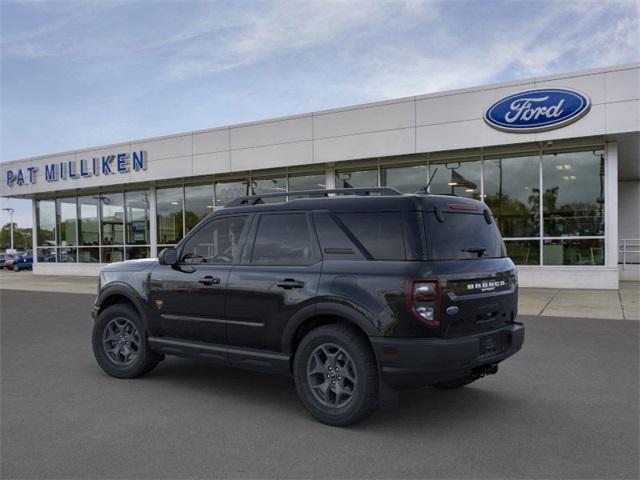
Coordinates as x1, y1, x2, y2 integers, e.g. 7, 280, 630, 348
1, 289, 638, 479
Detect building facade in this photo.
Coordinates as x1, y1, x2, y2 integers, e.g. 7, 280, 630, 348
2, 63, 639, 288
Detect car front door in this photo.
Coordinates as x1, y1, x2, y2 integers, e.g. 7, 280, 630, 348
149, 214, 250, 345
225, 211, 322, 352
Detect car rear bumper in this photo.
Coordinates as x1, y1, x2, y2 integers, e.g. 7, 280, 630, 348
370, 323, 524, 390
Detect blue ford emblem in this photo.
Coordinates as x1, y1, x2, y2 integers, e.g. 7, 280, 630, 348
484, 88, 590, 133
446, 306, 459, 315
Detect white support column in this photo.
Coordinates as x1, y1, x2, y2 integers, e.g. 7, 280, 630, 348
149, 186, 158, 257
605, 143, 619, 274
325, 164, 336, 190
31, 198, 37, 267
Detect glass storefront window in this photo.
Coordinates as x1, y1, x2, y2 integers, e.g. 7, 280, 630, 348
214, 180, 249, 207
100, 193, 124, 245
543, 239, 604, 266
56, 198, 77, 246
58, 247, 77, 263
78, 196, 100, 246
505, 240, 540, 266
542, 150, 605, 237
185, 184, 214, 232
336, 169, 378, 189
125, 191, 150, 245
78, 247, 100, 263
36, 200, 56, 246
381, 164, 428, 193
483, 155, 540, 238
428, 160, 481, 199
126, 246, 150, 260
37, 246, 57, 262
251, 176, 287, 203
288, 173, 325, 191
102, 247, 124, 263
157, 187, 184, 244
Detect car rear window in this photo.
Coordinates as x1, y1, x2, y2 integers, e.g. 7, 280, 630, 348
423, 211, 505, 260
336, 212, 406, 260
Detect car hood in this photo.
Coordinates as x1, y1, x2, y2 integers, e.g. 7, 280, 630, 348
100, 258, 158, 272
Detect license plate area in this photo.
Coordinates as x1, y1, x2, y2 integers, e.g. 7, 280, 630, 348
479, 332, 505, 357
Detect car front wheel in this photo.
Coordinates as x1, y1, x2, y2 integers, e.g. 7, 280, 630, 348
92, 303, 161, 379
293, 324, 379, 426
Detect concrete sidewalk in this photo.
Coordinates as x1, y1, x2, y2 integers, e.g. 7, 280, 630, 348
1, 270, 638, 320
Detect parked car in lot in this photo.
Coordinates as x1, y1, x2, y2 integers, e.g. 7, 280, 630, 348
0, 253, 11, 267
2, 253, 17, 270
91, 188, 524, 426
12, 251, 33, 271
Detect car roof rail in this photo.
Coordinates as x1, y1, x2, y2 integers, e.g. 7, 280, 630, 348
225, 187, 403, 208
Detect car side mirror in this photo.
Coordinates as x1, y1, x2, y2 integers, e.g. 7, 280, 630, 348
158, 247, 178, 266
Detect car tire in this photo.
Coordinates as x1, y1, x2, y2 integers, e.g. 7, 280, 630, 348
92, 303, 161, 379
293, 324, 378, 427
432, 376, 477, 389
12, 264, 19, 272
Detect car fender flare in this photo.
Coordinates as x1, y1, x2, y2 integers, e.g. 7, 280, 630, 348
96, 282, 149, 330
281, 301, 379, 355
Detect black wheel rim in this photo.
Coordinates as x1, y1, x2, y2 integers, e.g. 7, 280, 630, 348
306, 343, 357, 408
103, 318, 140, 366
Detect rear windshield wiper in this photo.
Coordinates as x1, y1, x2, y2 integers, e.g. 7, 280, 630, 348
461, 247, 487, 258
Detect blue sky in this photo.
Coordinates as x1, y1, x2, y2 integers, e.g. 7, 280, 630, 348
1, 0, 639, 228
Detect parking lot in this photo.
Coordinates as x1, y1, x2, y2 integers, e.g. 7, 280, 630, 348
1, 289, 638, 479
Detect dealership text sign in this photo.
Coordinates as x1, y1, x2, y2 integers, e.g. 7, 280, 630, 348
484, 88, 591, 132
5, 151, 146, 187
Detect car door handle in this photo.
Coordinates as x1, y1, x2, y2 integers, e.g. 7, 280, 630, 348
276, 278, 305, 289
198, 276, 221, 286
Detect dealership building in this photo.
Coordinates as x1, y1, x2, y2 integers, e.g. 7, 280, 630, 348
1, 63, 638, 289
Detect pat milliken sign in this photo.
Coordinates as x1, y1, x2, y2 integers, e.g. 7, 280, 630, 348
5, 151, 147, 187
484, 88, 591, 133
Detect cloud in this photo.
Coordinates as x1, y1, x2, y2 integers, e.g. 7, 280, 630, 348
351, 0, 639, 99
163, 1, 403, 80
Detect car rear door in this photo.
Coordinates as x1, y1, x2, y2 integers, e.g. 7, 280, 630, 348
225, 211, 322, 353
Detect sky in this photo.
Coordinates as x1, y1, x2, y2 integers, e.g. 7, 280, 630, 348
1, 0, 639, 228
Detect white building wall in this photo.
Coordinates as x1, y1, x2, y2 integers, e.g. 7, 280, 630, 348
3, 63, 638, 199
7, 63, 640, 287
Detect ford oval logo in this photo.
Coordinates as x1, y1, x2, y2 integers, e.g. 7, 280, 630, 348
484, 88, 591, 133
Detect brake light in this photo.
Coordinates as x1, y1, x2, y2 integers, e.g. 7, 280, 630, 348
406, 280, 440, 328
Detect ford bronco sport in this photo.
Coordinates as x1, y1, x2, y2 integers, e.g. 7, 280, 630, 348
91, 188, 524, 426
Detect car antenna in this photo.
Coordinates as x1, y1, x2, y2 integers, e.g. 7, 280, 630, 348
417, 167, 438, 194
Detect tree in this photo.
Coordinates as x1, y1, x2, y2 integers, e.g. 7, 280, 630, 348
0, 223, 32, 251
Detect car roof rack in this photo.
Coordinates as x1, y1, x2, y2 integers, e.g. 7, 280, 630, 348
225, 187, 403, 208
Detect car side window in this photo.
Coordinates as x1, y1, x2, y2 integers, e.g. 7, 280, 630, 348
313, 212, 366, 260
337, 212, 406, 260
181, 216, 247, 264
251, 213, 316, 266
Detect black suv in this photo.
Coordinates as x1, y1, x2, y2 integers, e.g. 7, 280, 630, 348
91, 188, 524, 426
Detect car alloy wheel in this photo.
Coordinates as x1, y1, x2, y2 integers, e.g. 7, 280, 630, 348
306, 342, 358, 408
102, 317, 141, 366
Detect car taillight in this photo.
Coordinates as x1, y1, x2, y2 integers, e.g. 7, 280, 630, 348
407, 280, 440, 328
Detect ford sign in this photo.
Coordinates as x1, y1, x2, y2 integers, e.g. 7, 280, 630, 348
484, 88, 591, 133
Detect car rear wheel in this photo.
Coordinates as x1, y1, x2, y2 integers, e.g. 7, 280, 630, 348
92, 303, 161, 379
12, 264, 19, 272
293, 324, 378, 426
